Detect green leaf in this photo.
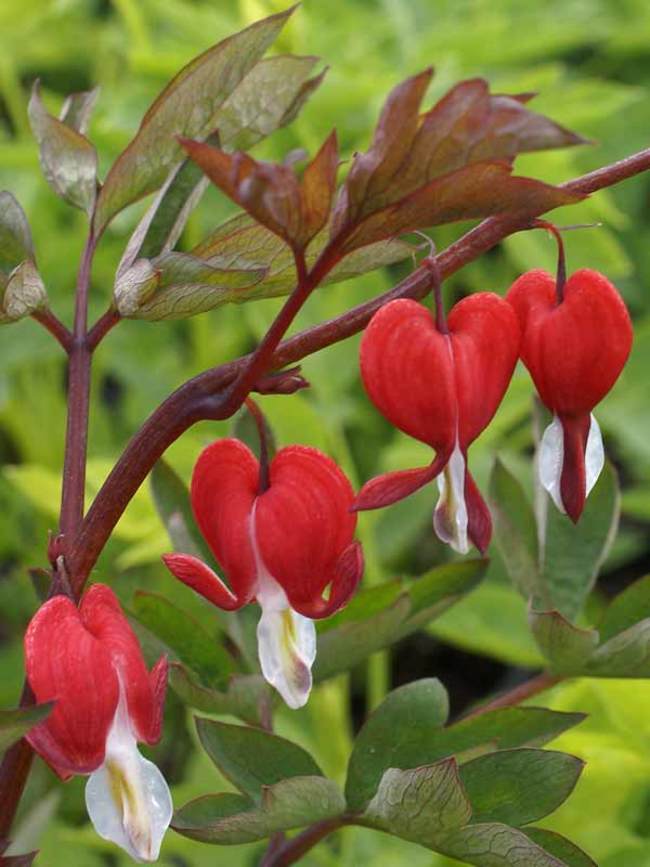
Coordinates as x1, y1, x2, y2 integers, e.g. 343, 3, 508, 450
28, 82, 97, 214
169, 663, 268, 726
460, 748, 584, 826
438, 706, 585, 756
195, 717, 323, 802
529, 609, 599, 674
149, 459, 214, 563
214, 54, 323, 152
489, 458, 539, 598
598, 574, 650, 644
539, 461, 620, 620
192, 213, 415, 302
94, 8, 295, 232
363, 759, 472, 845
128, 252, 266, 320
0, 192, 33, 274
585, 619, 650, 677
346, 678, 449, 810
314, 594, 411, 682
525, 828, 597, 866
402, 558, 488, 632
315, 561, 485, 682
132, 591, 234, 687
172, 776, 345, 844
0, 702, 53, 753
436, 822, 573, 866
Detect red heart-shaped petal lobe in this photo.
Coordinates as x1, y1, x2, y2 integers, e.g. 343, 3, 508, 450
255, 445, 357, 610
190, 438, 259, 606
449, 292, 521, 446
80, 585, 166, 745
507, 268, 633, 415
25, 595, 119, 776
360, 298, 457, 452
360, 294, 520, 452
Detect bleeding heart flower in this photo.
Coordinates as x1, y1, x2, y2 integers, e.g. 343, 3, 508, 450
354, 294, 521, 553
162, 439, 363, 709
506, 268, 633, 521
24, 584, 171, 863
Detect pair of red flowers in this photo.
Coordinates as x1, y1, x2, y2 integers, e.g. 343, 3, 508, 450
24, 265, 631, 862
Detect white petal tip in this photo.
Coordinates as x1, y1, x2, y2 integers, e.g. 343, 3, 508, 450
434, 441, 469, 553
257, 595, 317, 710
85, 692, 172, 862
585, 414, 605, 496
538, 415, 566, 513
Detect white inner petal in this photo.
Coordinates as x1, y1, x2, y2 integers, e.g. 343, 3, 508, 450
85, 686, 172, 863
250, 504, 316, 709
433, 439, 469, 555
538, 413, 565, 514
585, 413, 605, 496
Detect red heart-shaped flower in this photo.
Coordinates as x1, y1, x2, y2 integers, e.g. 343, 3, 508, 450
507, 268, 632, 521
356, 294, 520, 552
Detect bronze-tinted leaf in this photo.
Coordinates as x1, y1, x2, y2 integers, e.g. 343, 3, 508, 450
117, 56, 323, 274
182, 132, 339, 251
94, 8, 296, 233
59, 87, 100, 134
28, 82, 97, 214
331, 69, 586, 251
0, 192, 33, 273
341, 160, 584, 253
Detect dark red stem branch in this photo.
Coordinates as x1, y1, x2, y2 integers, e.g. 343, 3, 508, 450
87, 308, 120, 352
31, 309, 73, 352
461, 672, 562, 720
532, 219, 567, 302
58, 232, 96, 541
260, 817, 353, 867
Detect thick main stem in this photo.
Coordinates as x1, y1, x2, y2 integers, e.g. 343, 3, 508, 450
59, 232, 96, 541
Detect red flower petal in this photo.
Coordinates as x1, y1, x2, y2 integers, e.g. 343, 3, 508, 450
255, 446, 358, 607
507, 268, 633, 415
80, 584, 166, 746
24, 595, 118, 775
360, 298, 457, 451
465, 469, 492, 553
190, 438, 259, 606
162, 553, 243, 610
352, 459, 446, 511
288, 541, 364, 619
449, 292, 521, 447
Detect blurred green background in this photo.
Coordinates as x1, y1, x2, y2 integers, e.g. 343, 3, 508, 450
2, 0, 650, 863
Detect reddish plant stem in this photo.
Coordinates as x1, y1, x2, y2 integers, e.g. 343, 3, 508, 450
59, 232, 97, 541
461, 672, 562, 720
0, 684, 35, 839
31, 309, 73, 353
260, 817, 354, 867
87, 308, 120, 352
